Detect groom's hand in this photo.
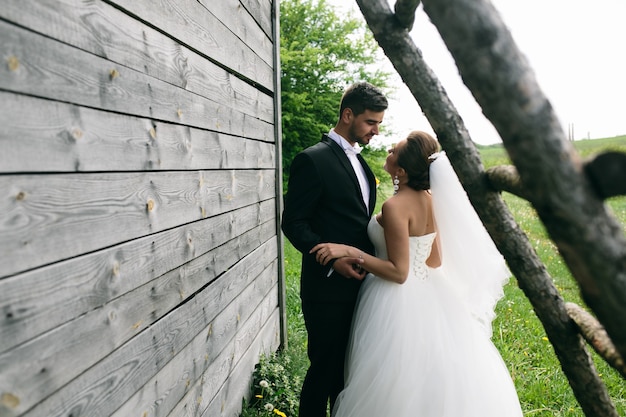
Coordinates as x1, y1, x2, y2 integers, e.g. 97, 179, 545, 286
332, 257, 367, 280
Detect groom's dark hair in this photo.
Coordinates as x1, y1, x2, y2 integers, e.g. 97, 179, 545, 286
339, 81, 388, 118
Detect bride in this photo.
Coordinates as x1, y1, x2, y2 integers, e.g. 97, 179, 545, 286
311, 131, 524, 416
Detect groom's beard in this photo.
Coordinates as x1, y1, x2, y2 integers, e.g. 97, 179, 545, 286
348, 126, 374, 146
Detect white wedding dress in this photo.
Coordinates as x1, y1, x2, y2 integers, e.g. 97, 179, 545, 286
332, 154, 523, 417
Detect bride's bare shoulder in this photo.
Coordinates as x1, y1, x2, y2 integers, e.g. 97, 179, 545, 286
380, 194, 414, 219
384, 190, 429, 206
384, 191, 431, 222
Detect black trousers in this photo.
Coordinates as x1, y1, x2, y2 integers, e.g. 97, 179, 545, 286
298, 300, 356, 417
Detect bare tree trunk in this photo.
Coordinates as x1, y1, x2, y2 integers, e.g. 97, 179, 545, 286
354, 0, 620, 415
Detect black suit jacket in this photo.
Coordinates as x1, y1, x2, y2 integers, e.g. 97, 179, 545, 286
281, 135, 377, 304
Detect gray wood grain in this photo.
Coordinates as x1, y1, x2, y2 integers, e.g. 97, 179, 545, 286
0, 93, 275, 173
197, 0, 273, 66
170, 307, 280, 417
0, 21, 273, 140
239, 0, 274, 38
0, 0, 274, 120
0, 1, 282, 416
0, 201, 274, 354
111, 282, 279, 417
109, 0, 273, 86
198, 309, 280, 417
169, 304, 280, 417
0, 170, 275, 277
1, 239, 277, 417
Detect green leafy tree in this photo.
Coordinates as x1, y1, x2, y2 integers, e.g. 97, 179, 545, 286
280, 0, 391, 186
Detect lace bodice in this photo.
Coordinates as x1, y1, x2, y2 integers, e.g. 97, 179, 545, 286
367, 216, 436, 278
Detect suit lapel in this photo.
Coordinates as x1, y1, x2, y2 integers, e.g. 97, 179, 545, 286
357, 153, 377, 215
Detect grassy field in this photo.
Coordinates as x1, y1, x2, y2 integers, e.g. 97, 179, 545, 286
242, 136, 626, 417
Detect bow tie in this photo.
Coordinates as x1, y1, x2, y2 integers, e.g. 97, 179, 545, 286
344, 144, 362, 155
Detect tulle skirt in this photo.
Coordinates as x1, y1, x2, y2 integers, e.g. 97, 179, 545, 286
332, 267, 523, 417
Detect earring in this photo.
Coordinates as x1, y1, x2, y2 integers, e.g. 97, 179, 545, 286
393, 176, 400, 195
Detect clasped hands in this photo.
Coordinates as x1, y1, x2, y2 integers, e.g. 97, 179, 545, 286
310, 243, 366, 280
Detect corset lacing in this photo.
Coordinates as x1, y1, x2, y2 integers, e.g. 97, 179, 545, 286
410, 237, 433, 279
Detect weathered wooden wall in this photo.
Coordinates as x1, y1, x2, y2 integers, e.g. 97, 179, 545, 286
0, 0, 283, 416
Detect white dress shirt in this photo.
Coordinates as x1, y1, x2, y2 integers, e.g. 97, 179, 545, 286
328, 129, 370, 212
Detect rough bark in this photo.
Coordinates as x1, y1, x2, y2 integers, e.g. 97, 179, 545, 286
487, 152, 626, 202
354, 0, 621, 415
485, 165, 528, 200
584, 151, 626, 199
393, 0, 420, 30
566, 303, 626, 379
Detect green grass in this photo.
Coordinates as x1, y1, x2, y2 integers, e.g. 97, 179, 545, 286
241, 136, 626, 416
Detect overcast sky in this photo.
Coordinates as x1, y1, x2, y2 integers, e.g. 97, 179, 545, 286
326, 0, 626, 146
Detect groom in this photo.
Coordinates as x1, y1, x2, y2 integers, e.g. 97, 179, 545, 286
281, 81, 388, 416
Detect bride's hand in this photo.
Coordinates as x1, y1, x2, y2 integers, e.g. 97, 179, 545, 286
310, 243, 352, 265
333, 257, 367, 280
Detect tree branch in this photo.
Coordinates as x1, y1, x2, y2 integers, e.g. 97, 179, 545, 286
584, 151, 626, 199
566, 302, 626, 379
393, 0, 421, 30
487, 152, 626, 201
485, 165, 529, 200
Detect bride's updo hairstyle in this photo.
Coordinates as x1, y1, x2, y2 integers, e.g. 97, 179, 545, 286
396, 131, 440, 191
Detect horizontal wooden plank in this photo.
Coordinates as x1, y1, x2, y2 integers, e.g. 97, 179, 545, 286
200, 312, 280, 417
111, 285, 280, 417
0, 93, 276, 173
110, 0, 274, 86
1, 239, 278, 417
196, 0, 273, 66
198, 0, 273, 52
0, 0, 274, 121
214, 291, 281, 417
0, 170, 275, 277
239, 0, 274, 39
169, 310, 280, 417
0, 21, 274, 140
0, 200, 275, 355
